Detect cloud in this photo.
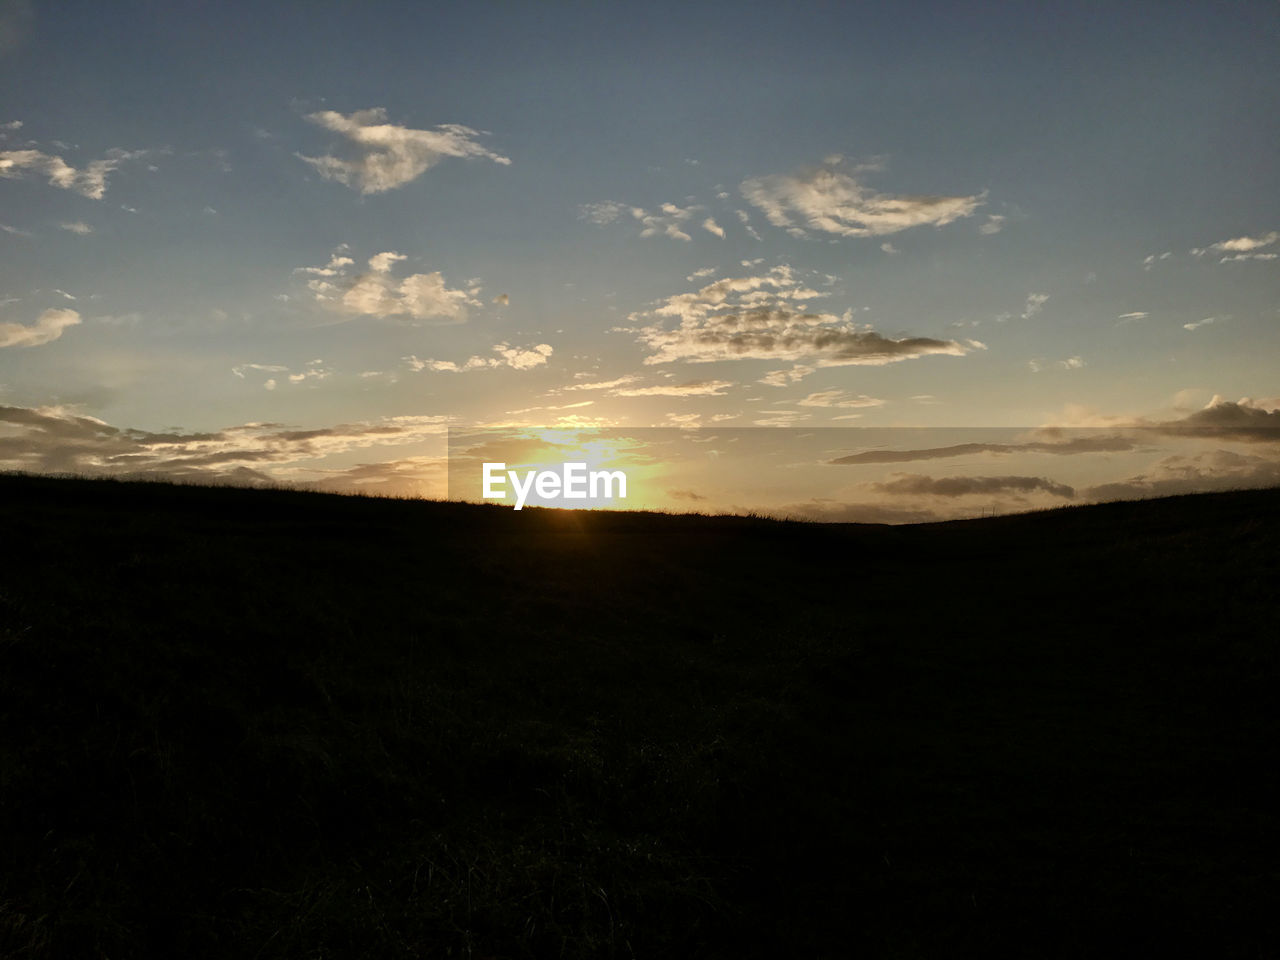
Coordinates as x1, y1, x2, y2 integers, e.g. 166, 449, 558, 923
979, 214, 1006, 235
1183, 316, 1218, 331
294, 456, 447, 498
636, 203, 696, 241
879, 242, 899, 254
1085, 449, 1280, 501
58, 221, 92, 235
1021, 293, 1048, 319
1142, 251, 1173, 269
795, 389, 885, 408
1156, 396, 1280, 442
404, 342, 552, 373
627, 265, 975, 370
300, 250, 481, 324
578, 201, 628, 225
0, 146, 147, 199
0, 307, 80, 348
872, 473, 1075, 498
0, 222, 30, 236
1117, 311, 1148, 321
740, 159, 983, 239
1191, 231, 1278, 262
1029, 354, 1083, 372
492, 293, 509, 306
580, 201, 705, 242
612, 380, 733, 397
297, 108, 509, 194
830, 434, 1139, 465
233, 359, 331, 388
0, 405, 448, 485
559, 374, 642, 392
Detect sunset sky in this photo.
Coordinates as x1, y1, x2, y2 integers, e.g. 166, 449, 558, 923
2, 0, 1277, 519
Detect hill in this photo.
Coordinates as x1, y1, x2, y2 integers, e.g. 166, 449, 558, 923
1, 474, 1278, 958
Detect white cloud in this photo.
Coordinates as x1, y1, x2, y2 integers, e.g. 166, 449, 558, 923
0, 307, 80, 348
297, 108, 509, 194
612, 380, 734, 397
578, 201, 628, 225
1059, 356, 1085, 369
560, 374, 642, 392
1183, 316, 1219, 331
740, 159, 983, 239
0, 146, 147, 199
492, 293, 509, 306
759, 365, 813, 387
404, 342, 552, 373
1117, 311, 1148, 321
233, 360, 331, 387
979, 214, 1006, 235
625, 265, 974, 371
795, 389, 886, 408
58, 221, 92, 235
1142, 251, 1173, 269
636, 202, 695, 241
702, 217, 725, 238
0, 222, 31, 236
300, 250, 481, 324
580, 200, 700, 241
1022, 293, 1048, 319
880, 242, 899, 254
1191, 231, 1278, 261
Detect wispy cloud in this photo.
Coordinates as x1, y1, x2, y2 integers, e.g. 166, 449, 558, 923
404, 342, 552, 373
560, 374, 643, 392
740, 158, 983, 239
58, 220, 92, 235
979, 214, 1006, 235
1190, 231, 1278, 262
0, 146, 147, 199
580, 201, 700, 241
297, 108, 509, 194
1183, 316, 1219, 331
612, 379, 733, 397
0, 307, 80, 348
0, 405, 448, 488
830, 434, 1138, 465
872, 473, 1075, 498
795, 389, 885, 408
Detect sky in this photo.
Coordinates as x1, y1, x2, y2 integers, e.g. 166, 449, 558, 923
1, 0, 1278, 519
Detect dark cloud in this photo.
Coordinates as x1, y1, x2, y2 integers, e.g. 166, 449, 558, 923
830, 435, 1138, 465
1085, 450, 1280, 501
1156, 399, 1280, 442
872, 474, 1075, 498
776, 500, 943, 524
0, 405, 445, 488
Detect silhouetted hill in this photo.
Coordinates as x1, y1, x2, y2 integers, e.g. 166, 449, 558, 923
2, 474, 1278, 958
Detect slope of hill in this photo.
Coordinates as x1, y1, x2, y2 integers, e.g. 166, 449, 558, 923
2, 474, 1278, 958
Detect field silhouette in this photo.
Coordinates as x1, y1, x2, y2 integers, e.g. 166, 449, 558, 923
1, 473, 1277, 958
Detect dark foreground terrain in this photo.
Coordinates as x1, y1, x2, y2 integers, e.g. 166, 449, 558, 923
1, 474, 1278, 958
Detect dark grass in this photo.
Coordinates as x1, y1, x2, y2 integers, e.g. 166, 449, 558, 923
1, 472, 1278, 958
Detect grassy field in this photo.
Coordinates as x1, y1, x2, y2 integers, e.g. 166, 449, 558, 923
1, 473, 1277, 958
